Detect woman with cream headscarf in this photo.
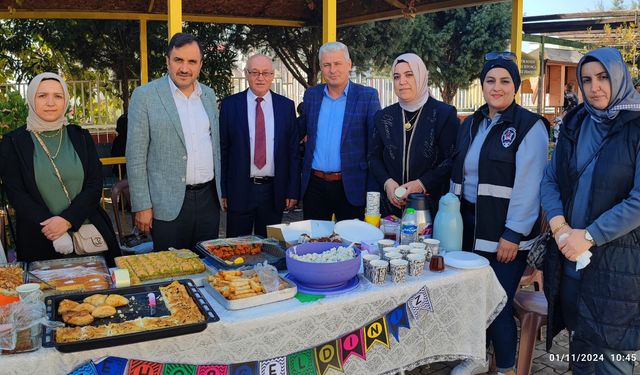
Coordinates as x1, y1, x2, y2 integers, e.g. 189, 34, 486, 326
0, 72, 120, 266
369, 52, 459, 217
542, 47, 640, 374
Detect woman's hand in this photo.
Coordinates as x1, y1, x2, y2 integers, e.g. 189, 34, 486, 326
559, 229, 592, 261
384, 179, 403, 209
399, 180, 425, 200
496, 238, 519, 263
549, 215, 572, 245
40, 216, 71, 241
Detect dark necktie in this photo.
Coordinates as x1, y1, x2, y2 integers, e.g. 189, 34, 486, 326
254, 97, 266, 169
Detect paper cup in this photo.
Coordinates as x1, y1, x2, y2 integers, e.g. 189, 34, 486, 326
378, 239, 395, 252
384, 252, 403, 264
409, 242, 426, 250
16, 283, 41, 300
396, 245, 411, 256
424, 238, 440, 260
390, 259, 408, 283
362, 254, 381, 277
407, 253, 426, 276
369, 260, 389, 285
409, 248, 427, 257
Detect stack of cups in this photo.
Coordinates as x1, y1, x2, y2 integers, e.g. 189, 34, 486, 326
390, 259, 408, 283
407, 253, 426, 276
377, 239, 395, 253
364, 192, 381, 228
396, 245, 411, 257
369, 260, 389, 285
424, 239, 440, 262
362, 254, 380, 280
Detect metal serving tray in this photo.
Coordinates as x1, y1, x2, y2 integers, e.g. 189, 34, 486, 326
28, 256, 112, 295
195, 239, 286, 270
203, 271, 297, 310
43, 279, 219, 352
0, 262, 26, 295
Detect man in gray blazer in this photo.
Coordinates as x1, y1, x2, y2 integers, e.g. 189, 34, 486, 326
126, 33, 222, 251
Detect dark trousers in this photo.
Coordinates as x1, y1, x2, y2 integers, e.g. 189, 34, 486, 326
462, 199, 527, 371
303, 175, 364, 221
226, 181, 282, 238
561, 275, 635, 375
152, 181, 220, 251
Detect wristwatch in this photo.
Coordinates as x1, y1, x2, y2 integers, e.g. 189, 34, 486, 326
584, 230, 596, 247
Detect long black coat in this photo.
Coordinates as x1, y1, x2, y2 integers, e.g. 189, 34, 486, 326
0, 125, 120, 266
368, 98, 459, 215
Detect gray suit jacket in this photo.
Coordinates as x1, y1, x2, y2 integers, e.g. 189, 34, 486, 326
126, 76, 222, 221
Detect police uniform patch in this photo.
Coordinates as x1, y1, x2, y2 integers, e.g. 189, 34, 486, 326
501, 127, 517, 148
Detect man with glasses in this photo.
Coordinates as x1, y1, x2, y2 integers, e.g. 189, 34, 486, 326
220, 54, 300, 237
299, 42, 381, 221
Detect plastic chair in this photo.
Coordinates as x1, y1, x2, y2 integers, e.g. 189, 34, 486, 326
110, 179, 153, 254
520, 266, 543, 291
513, 290, 548, 375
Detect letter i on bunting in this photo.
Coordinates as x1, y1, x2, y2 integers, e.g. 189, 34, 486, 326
287, 349, 317, 375
229, 361, 259, 375
163, 363, 197, 375
407, 285, 433, 320
386, 304, 411, 343
94, 356, 128, 375
128, 359, 164, 375
364, 317, 390, 352
196, 365, 228, 375
314, 340, 343, 375
259, 356, 287, 375
339, 328, 366, 365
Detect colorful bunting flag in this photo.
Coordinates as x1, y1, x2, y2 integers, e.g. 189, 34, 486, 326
196, 365, 228, 375
287, 349, 317, 375
386, 303, 411, 343
407, 286, 433, 321
229, 361, 258, 375
163, 363, 197, 375
339, 328, 366, 365
259, 357, 286, 375
364, 317, 390, 352
68, 361, 98, 375
128, 359, 163, 375
95, 356, 128, 375
314, 340, 343, 375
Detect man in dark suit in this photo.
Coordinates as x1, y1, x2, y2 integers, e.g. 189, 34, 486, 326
220, 54, 301, 237
300, 42, 381, 221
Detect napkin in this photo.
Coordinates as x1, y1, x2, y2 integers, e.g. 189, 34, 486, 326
576, 250, 593, 271
53, 233, 74, 255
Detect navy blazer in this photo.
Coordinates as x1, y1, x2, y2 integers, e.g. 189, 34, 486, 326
220, 90, 301, 213
299, 82, 381, 206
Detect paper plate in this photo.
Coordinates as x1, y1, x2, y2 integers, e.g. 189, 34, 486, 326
334, 219, 384, 244
443, 251, 490, 269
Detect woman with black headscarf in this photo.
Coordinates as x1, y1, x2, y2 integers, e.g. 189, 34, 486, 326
541, 48, 640, 374
0, 73, 120, 266
450, 52, 549, 375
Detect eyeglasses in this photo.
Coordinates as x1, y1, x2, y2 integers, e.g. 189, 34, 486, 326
246, 70, 274, 78
485, 51, 517, 62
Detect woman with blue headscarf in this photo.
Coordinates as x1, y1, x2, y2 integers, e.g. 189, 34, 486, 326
541, 47, 640, 374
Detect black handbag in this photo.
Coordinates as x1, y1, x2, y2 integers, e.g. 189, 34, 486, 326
526, 231, 551, 270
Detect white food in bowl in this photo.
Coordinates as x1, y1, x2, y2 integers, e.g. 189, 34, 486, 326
289, 246, 356, 263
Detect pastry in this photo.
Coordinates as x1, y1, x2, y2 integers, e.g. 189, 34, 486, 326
63, 310, 94, 326
82, 325, 110, 340
105, 294, 129, 307
109, 319, 143, 335
91, 305, 117, 318
142, 316, 176, 330
84, 294, 108, 306
56, 327, 83, 343
58, 299, 79, 314
71, 303, 96, 313
114, 250, 206, 284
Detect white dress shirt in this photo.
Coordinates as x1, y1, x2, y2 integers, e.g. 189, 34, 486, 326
169, 78, 214, 185
246, 89, 275, 177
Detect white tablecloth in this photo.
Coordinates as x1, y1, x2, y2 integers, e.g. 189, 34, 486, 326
2, 266, 506, 375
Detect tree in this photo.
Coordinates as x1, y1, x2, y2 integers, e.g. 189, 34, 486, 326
611, 0, 626, 10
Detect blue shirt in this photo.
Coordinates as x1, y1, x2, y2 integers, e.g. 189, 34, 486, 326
462, 113, 549, 244
312, 82, 350, 172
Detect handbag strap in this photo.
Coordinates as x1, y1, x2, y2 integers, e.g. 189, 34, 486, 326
32, 131, 72, 204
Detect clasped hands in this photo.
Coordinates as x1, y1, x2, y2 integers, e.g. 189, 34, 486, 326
40, 216, 72, 241
549, 216, 592, 262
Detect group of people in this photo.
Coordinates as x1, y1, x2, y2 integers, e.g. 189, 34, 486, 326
1, 30, 640, 374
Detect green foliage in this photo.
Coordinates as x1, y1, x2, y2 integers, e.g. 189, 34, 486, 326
0, 91, 28, 138
340, 19, 406, 73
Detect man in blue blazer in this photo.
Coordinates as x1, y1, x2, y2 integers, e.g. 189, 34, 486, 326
300, 42, 381, 221
220, 54, 301, 237
127, 33, 222, 251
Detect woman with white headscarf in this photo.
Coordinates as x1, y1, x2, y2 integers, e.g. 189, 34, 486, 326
0, 72, 120, 266
542, 47, 640, 374
369, 53, 459, 217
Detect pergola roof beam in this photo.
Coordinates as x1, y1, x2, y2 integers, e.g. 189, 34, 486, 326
524, 10, 640, 22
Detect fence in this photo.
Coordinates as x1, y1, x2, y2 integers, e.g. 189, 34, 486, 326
2, 72, 546, 130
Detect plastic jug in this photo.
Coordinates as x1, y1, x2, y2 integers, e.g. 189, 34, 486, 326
406, 193, 433, 240
433, 193, 463, 253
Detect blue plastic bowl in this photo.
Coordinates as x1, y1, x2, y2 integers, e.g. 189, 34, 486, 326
286, 242, 361, 289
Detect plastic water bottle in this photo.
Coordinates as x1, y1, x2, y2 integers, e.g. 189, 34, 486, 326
400, 208, 418, 245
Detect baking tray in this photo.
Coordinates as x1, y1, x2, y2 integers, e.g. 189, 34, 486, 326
0, 262, 27, 295
42, 279, 219, 352
203, 272, 297, 310
111, 265, 216, 288
195, 239, 286, 270
27, 256, 112, 295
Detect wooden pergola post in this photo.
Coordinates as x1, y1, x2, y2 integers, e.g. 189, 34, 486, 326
323, 0, 337, 44
511, 0, 523, 103
168, 0, 182, 39
140, 18, 149, 84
